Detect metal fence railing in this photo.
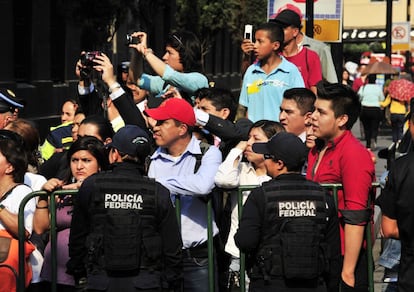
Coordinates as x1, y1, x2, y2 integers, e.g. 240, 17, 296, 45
16, 183, 380, 292
17, 189, 77, 292
237, 183, 380, 292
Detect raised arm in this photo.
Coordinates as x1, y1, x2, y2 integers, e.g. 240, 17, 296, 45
129, 31, 167, 77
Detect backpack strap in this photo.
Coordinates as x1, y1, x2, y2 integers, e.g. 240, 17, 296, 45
0, 184, 23, 204
194, 141, 211, 173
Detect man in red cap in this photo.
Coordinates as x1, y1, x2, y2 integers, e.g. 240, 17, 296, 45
144, 98, 222, 292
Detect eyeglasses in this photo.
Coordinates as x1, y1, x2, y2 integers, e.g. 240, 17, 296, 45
264, 154, 275, 160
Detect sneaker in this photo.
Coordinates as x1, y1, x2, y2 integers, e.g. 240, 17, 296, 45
383, 268, 398, 283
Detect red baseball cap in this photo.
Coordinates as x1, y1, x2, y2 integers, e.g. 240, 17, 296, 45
144, 98, 196, 126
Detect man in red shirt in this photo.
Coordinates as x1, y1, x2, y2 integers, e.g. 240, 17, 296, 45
306, 81, 375, 291
271, 9, 322, 95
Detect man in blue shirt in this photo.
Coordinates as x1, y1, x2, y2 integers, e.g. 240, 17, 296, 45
144, 98, 222, 292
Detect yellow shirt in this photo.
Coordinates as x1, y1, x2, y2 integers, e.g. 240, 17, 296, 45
380, 95, 407, 114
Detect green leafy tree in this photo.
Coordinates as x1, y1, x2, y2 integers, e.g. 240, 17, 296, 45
175, 0, 267, 58
62, 0, 268, 58
62, 0, 166, 50
226, 0, 267, 42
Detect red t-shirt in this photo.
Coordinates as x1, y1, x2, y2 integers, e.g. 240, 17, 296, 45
306, 130, 375, 254
285, 47, 322, 89
352, 77, 366, 92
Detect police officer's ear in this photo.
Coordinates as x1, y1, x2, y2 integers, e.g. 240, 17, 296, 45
109, 147, 121, 163
273, 158, 287, 172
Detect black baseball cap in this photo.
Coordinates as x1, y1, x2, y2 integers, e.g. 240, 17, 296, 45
252, 132, 307, 170
271, 9, 302, 29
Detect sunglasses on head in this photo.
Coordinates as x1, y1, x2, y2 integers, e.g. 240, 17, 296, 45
0, 130, 24, 147
171, 34, 184, 49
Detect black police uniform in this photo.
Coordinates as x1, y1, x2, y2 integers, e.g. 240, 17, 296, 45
67, 162, 183, 292
235, 173, 341, 292
377, 151, 414, 292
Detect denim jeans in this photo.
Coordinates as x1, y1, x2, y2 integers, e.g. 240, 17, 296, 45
379, 238, 400, 292
382, 282, 398, 292
390, 114, 406, 143
379, 238, 401, 270
183, 256, 217, 292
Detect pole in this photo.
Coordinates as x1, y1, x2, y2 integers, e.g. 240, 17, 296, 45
386, 0, 393, 59
305, 0, 314, 38
406, 0, 411, 73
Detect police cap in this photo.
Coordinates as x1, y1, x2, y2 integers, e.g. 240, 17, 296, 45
107, 125, 150, 159
252, 132, 307, 170
0, 88, 24, 113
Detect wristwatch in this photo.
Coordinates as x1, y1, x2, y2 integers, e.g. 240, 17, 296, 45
108, 82, 121, 93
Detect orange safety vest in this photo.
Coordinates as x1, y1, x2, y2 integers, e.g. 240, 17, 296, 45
0, 229, 35, 292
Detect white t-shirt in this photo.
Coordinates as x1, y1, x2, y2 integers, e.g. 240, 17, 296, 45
0, 184, 36, 234
24, 173, 47, 283
24, 172, 47, 192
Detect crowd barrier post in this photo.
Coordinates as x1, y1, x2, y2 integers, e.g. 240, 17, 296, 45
319, 182, 379, 292
174, 194, 215, 292
174, 195, 181, 228
18, 190, 43, 292
18, 189, 78, 292
237, 185, 259, 292
207, 198, 215, 292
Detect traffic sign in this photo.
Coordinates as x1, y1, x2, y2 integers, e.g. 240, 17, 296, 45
392, 22, 410, 44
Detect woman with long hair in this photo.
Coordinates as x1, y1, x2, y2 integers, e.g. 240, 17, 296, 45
127, 29, 209, 104
0, 129, 36, 292
214, 120, 285, 290
35, 136, 109, 292
5, 119, 49, 292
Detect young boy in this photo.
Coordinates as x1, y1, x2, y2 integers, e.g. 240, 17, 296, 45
238, 22, 304, 123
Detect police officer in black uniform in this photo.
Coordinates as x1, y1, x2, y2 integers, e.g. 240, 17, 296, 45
67, 125, 183, 292
377, 104, 414, 292
235, 132, 341, 292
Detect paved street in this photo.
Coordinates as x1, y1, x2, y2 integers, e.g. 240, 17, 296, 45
351, 120, 394, 292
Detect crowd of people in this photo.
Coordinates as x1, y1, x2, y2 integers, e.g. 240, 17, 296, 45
0, 3, 413, 292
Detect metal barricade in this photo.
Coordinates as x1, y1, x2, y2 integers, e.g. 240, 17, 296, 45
17, 189, 77, 292
236, 182, 380, 292
17, 183, 380, 292
17, 190, 214, 292
174, 195, 215, 292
